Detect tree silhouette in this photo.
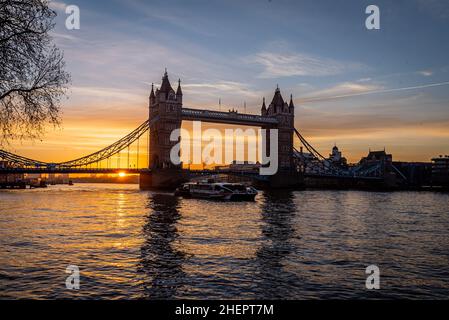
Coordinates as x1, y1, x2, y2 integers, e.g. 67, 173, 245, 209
0, 0, 70, 145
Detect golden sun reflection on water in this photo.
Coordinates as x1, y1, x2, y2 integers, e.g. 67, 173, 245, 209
177, 199, 261, 259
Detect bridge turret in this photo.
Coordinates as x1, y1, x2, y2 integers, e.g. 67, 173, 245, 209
176, 78, 183, 103
149, 83, 155, 107
268, 85, 284, 115
289, 94, 294, 114
261, 97, 267, 116
157, 68, 177, 102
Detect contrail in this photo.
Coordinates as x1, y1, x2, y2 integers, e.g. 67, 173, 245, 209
298, 81, 449, 103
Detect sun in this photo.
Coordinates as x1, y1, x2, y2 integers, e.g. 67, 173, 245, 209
118, 172, 126, 178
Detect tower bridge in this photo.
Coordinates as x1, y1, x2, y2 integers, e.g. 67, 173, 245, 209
1, 70, 386, 189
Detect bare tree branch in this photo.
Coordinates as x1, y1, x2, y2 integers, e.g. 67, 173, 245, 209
0, 0, 70, 146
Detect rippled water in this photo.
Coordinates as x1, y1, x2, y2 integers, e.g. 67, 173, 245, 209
0, 183, 448, 299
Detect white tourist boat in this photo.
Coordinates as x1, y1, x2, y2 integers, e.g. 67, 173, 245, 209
175, 182, 258, 201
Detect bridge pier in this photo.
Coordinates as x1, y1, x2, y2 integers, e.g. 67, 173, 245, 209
268, 170, 304, 189
139, 168, 188, 190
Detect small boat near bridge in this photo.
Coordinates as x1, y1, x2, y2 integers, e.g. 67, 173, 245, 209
175, 182, 258, 201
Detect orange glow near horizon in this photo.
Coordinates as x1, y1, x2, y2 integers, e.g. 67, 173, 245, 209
5, 98, 449, 165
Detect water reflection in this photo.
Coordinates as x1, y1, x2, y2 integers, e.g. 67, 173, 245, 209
138, 193, 186, 299
255, 190, 301, 298
1, 184, 449, 299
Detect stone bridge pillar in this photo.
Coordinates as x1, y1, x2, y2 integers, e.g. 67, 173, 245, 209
261, 87, 302, 188
140, 70, 186, 189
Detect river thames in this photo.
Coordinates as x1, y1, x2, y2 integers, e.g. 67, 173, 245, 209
0, 183, 448, 299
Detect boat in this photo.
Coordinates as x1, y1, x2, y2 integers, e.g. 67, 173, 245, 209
29, 179, 47, 188
175, 182, 258, 201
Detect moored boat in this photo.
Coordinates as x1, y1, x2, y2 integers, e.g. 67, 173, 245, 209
175, 182, 257, 201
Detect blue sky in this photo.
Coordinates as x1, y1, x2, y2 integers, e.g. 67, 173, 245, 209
16, 0, 449, 162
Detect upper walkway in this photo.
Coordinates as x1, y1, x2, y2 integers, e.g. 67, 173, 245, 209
182, 108, 278, 127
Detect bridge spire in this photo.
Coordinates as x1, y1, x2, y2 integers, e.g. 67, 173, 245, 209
261, 97, 267, 115
270, 85, 284, 113
149, 83, 155, 106
160, 69, 174, 94
176, 78, 182, 96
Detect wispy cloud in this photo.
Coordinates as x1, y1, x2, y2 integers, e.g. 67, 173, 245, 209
49, 0, 67, 12
247, 49, 362, 79
126, 0, 215, 37
183, 81, 260, 99
417, 70, 433, 77
303, 82, 382, 100
299, 81, 449, 103
357, 77, 372, 82
50, 31, 80, 42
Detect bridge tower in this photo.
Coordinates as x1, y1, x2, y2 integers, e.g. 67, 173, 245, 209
148, 70, 183, 169
261, 86, 299, 187
141, 70, 185, 189
262, 86, 295, 171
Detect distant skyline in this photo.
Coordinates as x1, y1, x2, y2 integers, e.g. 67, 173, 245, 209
10, 0, 449, 163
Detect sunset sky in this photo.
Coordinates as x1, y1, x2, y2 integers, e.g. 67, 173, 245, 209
9, 0, 449, 163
